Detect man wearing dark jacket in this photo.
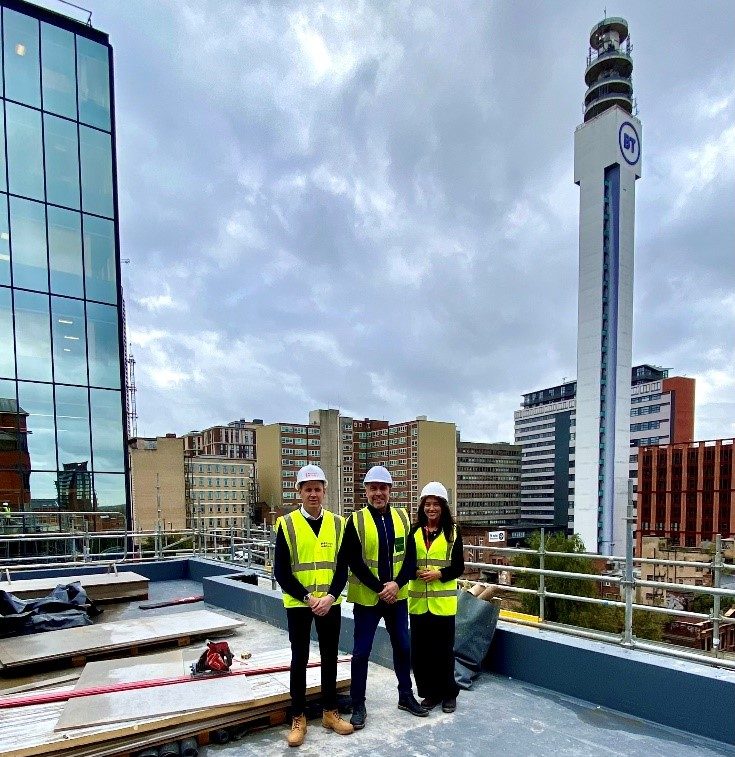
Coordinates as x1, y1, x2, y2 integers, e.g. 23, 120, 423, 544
342, 465, 428, 729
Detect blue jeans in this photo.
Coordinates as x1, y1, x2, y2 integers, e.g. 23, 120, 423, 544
351, 599, 413, 705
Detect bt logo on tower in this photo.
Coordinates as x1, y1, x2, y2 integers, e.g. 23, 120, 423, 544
618, 121, 641, 166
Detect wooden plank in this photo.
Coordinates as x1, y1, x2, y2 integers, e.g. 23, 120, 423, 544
0, 572, 149, 602
0, 610, 241, 670
0, 648, 350, 757
56, 649, 329, 729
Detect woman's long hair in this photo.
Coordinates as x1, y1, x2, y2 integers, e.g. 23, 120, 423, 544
416, 496, 456, 542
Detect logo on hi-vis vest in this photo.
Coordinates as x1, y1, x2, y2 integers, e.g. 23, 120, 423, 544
320, 542, 333, 549
394, 536, 405, 553
618, 121, 640, 166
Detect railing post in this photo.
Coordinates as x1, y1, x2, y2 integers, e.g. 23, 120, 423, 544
230, 523, 236, 561
712, 534, 722, 656
155, 520, 162, 559
622, 479, 635, 646
83, 525, 90, 563
538, 528, 545, 623
269, 525, 276, 590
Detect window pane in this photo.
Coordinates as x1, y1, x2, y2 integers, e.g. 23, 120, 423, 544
9, 197, 47, 292
0, 287, 15, 378
0, 195, 9, 286
51, 295, 87, 385
0, 377, 27, 508
41, 22, 76, 119
48, 207, 83, 297
86, 301, 120, 388
80, 126, 113, 217
55, 384, 90, 469
76, 37, 110, 130
44, 114, 80, 209
93, 472, 127, 517
6, 103, 44, 201
83, 214, 116, 303
0, 109, 6, 192
90, 388, 124, 472
57, 460, 93, 511
3, 9, 41, 108
17, 380, 56, 470
28, 470, 58, 510
14, 290, 51, 381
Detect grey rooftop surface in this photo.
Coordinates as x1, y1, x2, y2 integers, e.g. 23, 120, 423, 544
125, 573, 726, 757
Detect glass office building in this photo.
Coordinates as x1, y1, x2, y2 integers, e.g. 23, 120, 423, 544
0, 0, 128, 528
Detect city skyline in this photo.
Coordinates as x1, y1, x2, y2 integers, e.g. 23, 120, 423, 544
68, 1, 732, 443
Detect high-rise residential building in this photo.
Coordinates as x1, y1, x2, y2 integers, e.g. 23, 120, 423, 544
637, 438, 734, 551
514, 367, 695, 543
185, 455, 254, 531
456, 441, 521, 527
181, 419, 260, 460
574, 17, 641, 554
128, 435, 185, 532
256, 411, 457, 520
0, 1, 128, 527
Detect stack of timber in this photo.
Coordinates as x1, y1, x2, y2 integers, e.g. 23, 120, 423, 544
0, 572, 150, 603
0, 646, 350, 756
0, 609, 242, 672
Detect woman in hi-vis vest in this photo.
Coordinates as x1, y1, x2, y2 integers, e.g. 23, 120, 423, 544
274, 464, 354, 747
406, 482, 465, 713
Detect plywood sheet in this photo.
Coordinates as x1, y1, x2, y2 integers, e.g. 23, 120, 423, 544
56, 647, 347, 730
0, 572, 149, 601
0, 609, 241, 669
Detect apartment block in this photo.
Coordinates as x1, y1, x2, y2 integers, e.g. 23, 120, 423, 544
456, 441, 521, 527
186, 455, 255, 530
514, 366, 695, 543
257, 411, 456, 519
182, 419, 260, 460
128, 435, 186, 531
637, 438, 734, 550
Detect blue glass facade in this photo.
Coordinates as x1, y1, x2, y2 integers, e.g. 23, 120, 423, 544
0, 0, 127, 528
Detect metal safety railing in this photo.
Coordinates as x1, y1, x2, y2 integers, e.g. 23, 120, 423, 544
463, 502, 735, 670
1, 509, 733, 668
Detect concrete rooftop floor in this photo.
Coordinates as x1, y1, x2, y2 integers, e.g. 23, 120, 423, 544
5, 577, 732, 756
126, 579, 730, 757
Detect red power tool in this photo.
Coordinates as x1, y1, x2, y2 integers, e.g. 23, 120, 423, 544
191, 640, 234, 676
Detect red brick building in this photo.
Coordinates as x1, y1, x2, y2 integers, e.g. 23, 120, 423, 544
637, 438, 734, 550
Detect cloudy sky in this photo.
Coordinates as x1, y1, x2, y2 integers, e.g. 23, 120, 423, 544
55, 0, 735, 441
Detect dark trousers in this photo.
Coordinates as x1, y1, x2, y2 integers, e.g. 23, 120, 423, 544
286, 605, 341, 715
410, 611, 459, 702
351, 599, 412, 705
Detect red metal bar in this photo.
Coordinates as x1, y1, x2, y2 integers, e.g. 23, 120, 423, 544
0, 657, 351, 709
138, 595, 204, 610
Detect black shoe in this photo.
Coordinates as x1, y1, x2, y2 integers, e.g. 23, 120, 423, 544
398, 693, 429, 717
420, 697, 439, 710
350, 703, 367, 730
442, 697, 457, 713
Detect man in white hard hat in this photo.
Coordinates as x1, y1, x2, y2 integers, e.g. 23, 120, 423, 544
274, 464, 354, 747
342, 465, 428, 729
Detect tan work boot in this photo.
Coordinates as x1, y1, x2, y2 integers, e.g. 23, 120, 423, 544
287, 714, 307, 747
322, 709, 354, 735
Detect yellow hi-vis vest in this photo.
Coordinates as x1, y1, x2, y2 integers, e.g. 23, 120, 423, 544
277, 509, 345, 609
347, 506, 410, 606
407, 528, 458, 616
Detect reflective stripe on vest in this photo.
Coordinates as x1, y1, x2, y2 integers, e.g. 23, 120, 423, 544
346, 506, 410, 606
277, 509, 345, 608
407, 528, 458, 616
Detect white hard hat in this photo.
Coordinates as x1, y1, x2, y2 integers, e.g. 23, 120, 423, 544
363, 466, 393, 485
296, 464, 327, 486
420, 481, 448, 502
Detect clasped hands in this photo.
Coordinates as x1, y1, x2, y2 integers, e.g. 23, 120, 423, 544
416, 569, 442, 582
307, 594, 335, 616
378, 580, 399, 604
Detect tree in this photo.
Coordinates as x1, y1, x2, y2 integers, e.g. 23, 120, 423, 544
511, 531, 665, 640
